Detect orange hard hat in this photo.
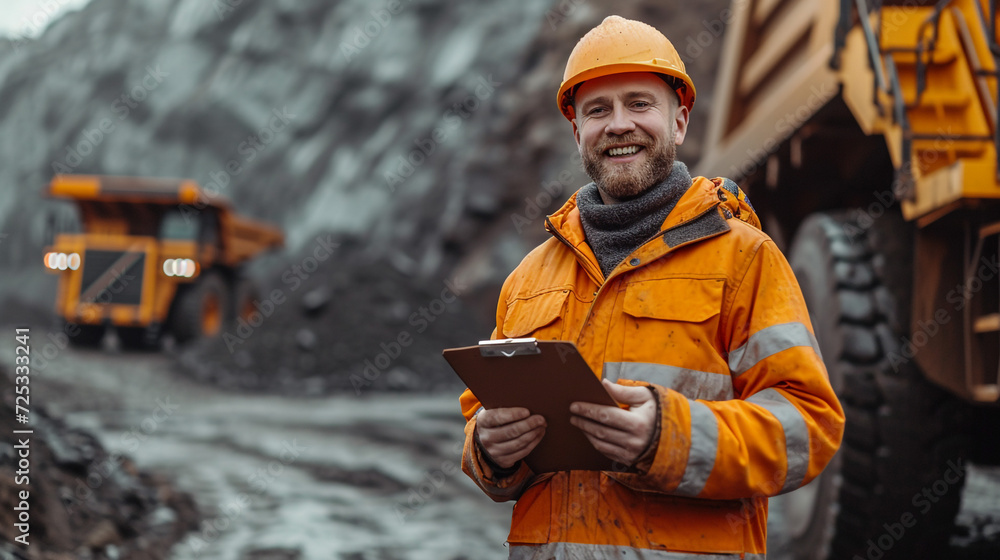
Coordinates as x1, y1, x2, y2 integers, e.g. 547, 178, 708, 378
557, 15, 696, 121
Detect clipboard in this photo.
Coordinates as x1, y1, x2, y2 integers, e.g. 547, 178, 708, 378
443, 338, 621, 473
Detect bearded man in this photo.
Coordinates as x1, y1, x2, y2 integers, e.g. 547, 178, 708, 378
459, 15, 844, 560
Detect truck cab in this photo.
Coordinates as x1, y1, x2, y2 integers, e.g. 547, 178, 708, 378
42, 174, 284, 348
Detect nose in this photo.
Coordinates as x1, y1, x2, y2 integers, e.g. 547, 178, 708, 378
605, 103, 636, 136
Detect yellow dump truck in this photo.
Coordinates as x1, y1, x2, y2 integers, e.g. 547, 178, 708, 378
42, 175, 284, 349
696, 0, 999, 557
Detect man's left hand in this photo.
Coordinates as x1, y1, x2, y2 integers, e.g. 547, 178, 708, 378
570, 379, 657, 467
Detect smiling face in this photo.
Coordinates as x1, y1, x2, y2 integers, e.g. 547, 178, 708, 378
572, 72, 689, 202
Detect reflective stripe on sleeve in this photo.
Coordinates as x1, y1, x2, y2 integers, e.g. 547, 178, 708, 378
729, 322, 822, 377
746, 387, 810, 493
510, 542, 765, 559
604, 362, 734, 401
673, 400, 719, 497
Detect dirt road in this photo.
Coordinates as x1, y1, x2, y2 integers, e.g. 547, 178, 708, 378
3, 326, 998, 559
2, 327, 512, 559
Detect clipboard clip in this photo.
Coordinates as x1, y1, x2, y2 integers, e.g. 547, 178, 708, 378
478, 338, 541, 357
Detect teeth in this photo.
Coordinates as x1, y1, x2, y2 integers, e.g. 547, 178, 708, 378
608, 145, 640, 156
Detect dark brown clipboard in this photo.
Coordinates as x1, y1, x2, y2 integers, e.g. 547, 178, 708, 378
443, 338, 620, 473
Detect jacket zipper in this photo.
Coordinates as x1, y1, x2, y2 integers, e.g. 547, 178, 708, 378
544, 216, 613, 363
545, 203, 728, 356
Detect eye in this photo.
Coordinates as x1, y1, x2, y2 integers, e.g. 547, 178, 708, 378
587, 106, 608, 116
631, 101, 651, 109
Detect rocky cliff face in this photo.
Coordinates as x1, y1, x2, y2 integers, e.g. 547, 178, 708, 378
0, 0, 730, 390
0, 0, 728, 302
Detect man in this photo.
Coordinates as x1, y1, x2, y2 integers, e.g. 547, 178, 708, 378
459, 15, 844, 559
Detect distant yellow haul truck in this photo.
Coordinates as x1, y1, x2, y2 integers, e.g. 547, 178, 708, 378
41, 175, 284, 348
697, 0, 999, 557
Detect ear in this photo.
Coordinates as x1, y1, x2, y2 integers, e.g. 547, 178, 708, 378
571, 118, 582, 148
672, 104, 690, 146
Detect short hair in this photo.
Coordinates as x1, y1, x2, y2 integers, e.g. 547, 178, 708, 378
659, 75, 686, 107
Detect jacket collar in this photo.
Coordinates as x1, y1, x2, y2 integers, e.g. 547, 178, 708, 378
545, 176, 759, 282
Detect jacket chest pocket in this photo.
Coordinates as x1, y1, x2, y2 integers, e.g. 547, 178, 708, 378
620, 278, 725, 367
502, 289, 571, 340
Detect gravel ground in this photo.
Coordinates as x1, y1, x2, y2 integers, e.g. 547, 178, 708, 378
1, 326, 511, 560
0, 369, 199, 559
2, 325, 999, 559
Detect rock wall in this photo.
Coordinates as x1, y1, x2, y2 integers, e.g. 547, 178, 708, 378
0, 0, 730, 313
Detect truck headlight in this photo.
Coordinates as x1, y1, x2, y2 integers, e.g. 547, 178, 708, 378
164, 258, 197, 278
45, 252, 80, 271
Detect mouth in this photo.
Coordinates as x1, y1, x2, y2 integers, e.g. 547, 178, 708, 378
603, 144, 644, 158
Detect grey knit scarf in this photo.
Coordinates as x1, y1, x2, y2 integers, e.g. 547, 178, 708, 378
576, 161, 692, 278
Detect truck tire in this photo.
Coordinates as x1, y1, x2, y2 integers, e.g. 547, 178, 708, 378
232, 276, 260, 325
65, 323, 105, 348
781, 210, 969, 559
170, 271, 228, 344
116, 325, 161, 351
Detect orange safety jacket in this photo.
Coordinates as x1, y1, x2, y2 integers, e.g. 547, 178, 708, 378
460, 176, 844, 559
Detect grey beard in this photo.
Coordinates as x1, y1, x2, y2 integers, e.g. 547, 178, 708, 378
582, 136, 677, 201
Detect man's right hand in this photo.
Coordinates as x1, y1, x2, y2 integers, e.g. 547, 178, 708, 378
475, 408, 547, 469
